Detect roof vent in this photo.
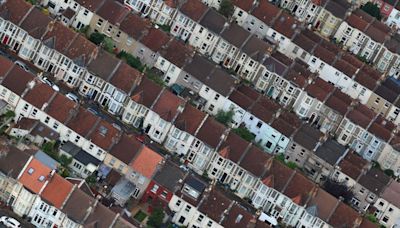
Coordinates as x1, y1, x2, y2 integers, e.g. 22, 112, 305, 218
99, 125, 108, 136
38, 175, 45, 182
28, 167, 35, 175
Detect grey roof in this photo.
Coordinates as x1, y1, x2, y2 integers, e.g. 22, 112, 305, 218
111, 178, 136, 200
184, 54, 215, 79
293, 125, 321, 151
61, 141, 100, 166
221, 23, 251, 47
34, 150, 59, 170
185, 175, 207, 193
31, 122, 60, 141
358, 168, 391, 195
153, 160, 185, 192
199, 9, 227, 34
242, 35, 272, 62
0, 99, 7, 110
314, 139, 346, 165
0, 146, 31, 179
323, 0, 350, 19
75, 150, 100, 166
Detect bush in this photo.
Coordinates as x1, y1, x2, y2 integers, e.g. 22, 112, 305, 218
89, 32, 105, 45
42, 141, 58, 159
233, 127, 255, 142
366, 213, 378, 224
219, 0, 234, 18
384, 169, 395, 177
147, 208, 165, 227
215, 110, 234, 126
361, 2, 382, 20
117, 51, 145, 72
103, 37, 115, 53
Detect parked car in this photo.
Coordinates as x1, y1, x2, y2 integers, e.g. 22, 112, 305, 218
0, 216, 21, 228
14, 60, 29, 72
66, 92, 79, 103
40, 77, 60, 92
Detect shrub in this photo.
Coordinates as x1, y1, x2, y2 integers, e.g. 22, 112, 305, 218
147, 208, 165, 227
219, 0, 234, 18
215, 110, 234, 126
233, 127, 255, 142
89, 32, 105, 45
361, 2, 382, 20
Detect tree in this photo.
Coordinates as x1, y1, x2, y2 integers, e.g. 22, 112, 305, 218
233, 127, 255, 142
361, 2, 382, 20
384, 169, 395, 177
59, 154, 73, 167
323, 179, 354, 204
219, 0, 234, 18
147, 208, 165, 227
117, 51, 145, 72
89, 32, 105, 45
103, 37, 115, 53
41, 141, 58, 159
215, 110, 234, 126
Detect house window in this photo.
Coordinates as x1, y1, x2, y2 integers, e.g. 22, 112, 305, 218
208, 104, 215, 112
185, 205, 191, 212
183, 74, 190, 82
265, 141, 272, 149
32, 109, 37, 116
84, 10, 89, 16
256, 121, 262, 128
205, 87, 210, 92
23, 104, 29, 111
44, 117, 50, 124
53, 122, 59, 130
175, 200, 181, 206
214, 94, 220, 100
150, 184, 159, 193
178, 216, 186, 223
197, 214, 204, 222
96, 19, 103, 27
74, 135, 80, 143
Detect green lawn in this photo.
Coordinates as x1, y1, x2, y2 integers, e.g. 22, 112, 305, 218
134, 210, 147, 222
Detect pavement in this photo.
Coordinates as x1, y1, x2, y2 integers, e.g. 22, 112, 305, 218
0, 207, 34, 228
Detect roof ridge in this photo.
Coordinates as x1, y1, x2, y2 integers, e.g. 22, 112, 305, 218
17, 4, 34, 27
60, 183, 77, 210
85, 117, 102, 138
193, 114, 209, 137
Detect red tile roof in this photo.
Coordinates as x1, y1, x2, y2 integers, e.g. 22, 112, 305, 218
223, 203, 255, 227
152, 90, 185, 122
307, 188, 338, 221
272, 11, 301, 38
345, 9, 373, 31
161, 39, 194, 68
109, 62, 142, 94
67, 107, 99, 137
42, 21, 76, 53
180, 0, 208, 21
119, 13, 151, 40
232, 0, 255, 11
174, 104, 206, 135
96, 0, 129, 24
130, 146, 163, 179
334, 59, 358, 77
271, 111, 301, 137
328, 202, 361, 227
19, 158, 53, 194
0, 57, 13, 77
346, 104, 375, 128
219, 131, 250, 163
239, 145, 272, 177
306, 77, 334, 101
338, 151, 368, 180
20, 8, 52, 39
46, 94, 77, 123
76, 0, 106, 11
109, 134, 142, 164
0, 0, 31, 25
262, 160, 294, 192
324, 89, 352, 116
283, 172, 315, 206
131, 77, 163, 108
41, 174, 73, 209
196, 116, 226, 148
24, 82, 55, 109
252, 0, 281, 26
368, 116, 395, 141
2, 66, 34, 96
198, 188, 232, 223
64, 35, 97, 66
88, 119, 121, 151
314, 45, 336, 64
139, 28, 170, 52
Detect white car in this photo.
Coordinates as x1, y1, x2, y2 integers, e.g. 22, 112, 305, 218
0, 216, 21, 228
14, 60, 29, 72
66, 92, 79, 103
41, 77, 60, 92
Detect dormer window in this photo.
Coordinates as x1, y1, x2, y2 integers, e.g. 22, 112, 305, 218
28, 168, 35, 175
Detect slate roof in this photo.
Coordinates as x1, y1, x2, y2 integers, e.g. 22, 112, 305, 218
0, 146, 31, 179
198, 188, 232, 223
131, 77, 163, 108
153, 160, 185, 192
293, 125, 322, 151
196, 116, 226, 148
96, 0, 129, 25
152, 89, 185, 122
62, 188, 96, 224
19, 7, 51, 39
358, 168, 391, 195
0, 0, 31, 25
180, 0, 208, 22
119, 13, 151, 40
174, 104, 206, 135
2, 66, 34, 96
338, 152, 368, 180
199, 9, 227, 34
314, 139, 346, 165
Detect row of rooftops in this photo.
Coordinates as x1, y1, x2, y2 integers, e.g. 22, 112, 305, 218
0, 145, 132, 227
3, 0, 400, 146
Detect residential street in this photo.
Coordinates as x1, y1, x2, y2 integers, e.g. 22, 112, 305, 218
0, 207, 34, 228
